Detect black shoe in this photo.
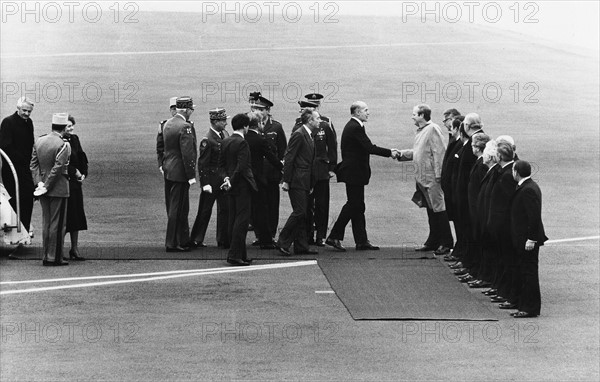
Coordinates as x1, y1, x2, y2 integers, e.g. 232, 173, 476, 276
443, 255, 459, 262
69, 250, 86, 261
296, 249, 318, 255
453, 268, 469, 276
433, 245, 451, 255
260, 243, 278, 250
449, 262, 463, 269
227, 258, 250, 266
43, 260, 69, 266
166, 246, 191, 252
325, 237, 346, 252
243, 258, 254, 264
356, 242, 380, 251
415, 244, 436, 252
315, 238, 326, 247
251, 240, 261, 246
189, 241, 206, 248
247, 224, 254, 231
277, 246, 291, 256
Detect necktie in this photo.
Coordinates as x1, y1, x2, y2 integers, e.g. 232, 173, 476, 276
219, 131, 224, 140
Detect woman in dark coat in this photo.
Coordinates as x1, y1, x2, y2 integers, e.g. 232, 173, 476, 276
64, 115, 88, 260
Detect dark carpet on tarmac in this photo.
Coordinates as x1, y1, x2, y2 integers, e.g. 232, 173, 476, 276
319, 259, 499, 321
1, 244, 434, 261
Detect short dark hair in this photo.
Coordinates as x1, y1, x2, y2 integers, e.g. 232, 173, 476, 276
415, 104, 431, 121
452, 115, 465, 130
300, 109, 315, 124
497, 141, 515, 162
231, 113, 250, 131
443, 108, 460, 118
68, 115, 76, 125
514, 160, 532, 177
51, 124, 66, 131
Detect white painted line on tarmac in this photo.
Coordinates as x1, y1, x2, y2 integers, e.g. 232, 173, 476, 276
3, 41, 519, 59
0, 261, 317, 295
545, 236, 599, 244
315, 290, 336, 294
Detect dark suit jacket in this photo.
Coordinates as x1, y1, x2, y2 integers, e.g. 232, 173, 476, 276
441, 138, 462, 220
162, 115, 197, 182
0, 112, 35, 171
198, 128, 228, 189
263, 117, 287, 182
246, 129, 282, 186
510, 178, 548, 249
476, 164, 499, 239
282, 126, 314, 191
487, 162, 517, 237
467, 156, 488, 235
335, 118, 391, 185
219, 133, 257, 194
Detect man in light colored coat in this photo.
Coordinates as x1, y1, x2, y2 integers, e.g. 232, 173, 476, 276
30, 113, 71, 266
398, 104, 453, 253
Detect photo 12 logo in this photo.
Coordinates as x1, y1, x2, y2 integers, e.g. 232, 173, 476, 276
400, 81, 540, 104
1, 82, 140, 104
200, 1, 340, 23
1, 1, 139, 23
200, 81, 340, 105
400, 1, 540, 24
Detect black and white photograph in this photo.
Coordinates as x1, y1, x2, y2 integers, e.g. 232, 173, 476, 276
1, 1, 598, 380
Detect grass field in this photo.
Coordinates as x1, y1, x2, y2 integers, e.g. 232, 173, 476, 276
1, 3, 599, 381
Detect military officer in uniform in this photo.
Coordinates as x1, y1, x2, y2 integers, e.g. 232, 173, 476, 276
250, 94, 287, 240
30, 113, 71, 266
190, 108, 231, 248
302, 93, 338, 246
162, 97, 197, 252
157, 97, 178, 214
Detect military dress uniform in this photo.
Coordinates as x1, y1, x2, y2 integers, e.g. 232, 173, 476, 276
262, 115, 287, 238
162, 99, 197, 251
30, 113, 71, 265
191, 122, 230, 247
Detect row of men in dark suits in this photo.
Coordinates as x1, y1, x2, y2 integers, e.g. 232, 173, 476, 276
437, 109, 547, 318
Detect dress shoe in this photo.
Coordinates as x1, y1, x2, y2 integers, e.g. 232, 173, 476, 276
459, 275, 474, 283
453, 268, 468, 276
498, 302, 517, 309
482, 288, 497, 296
166, 246, 191, 252
325, 238, 346, 252
511, 311, 537, 318
296, 249, 318, 255
243, 258, 254, 264
315, 238, 326, 247
251, 240, 261, 246
469, 281, 491, 288
69, 250, 86, 261
415, 245, 436, 252
277, 246, 291, 256
433, 246, 451, 255
189, 241, 206, 248
260, 243, 278, 250
43, 260, 68, 266
443, 255, 459, 262
449, 262, 463, 269
247, 224, 254, 231
227, 258, 250, 266
490, 296, 506, 303
356, 242, 380, 251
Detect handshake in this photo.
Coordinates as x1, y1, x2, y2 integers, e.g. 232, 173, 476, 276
391, 149, 401, 160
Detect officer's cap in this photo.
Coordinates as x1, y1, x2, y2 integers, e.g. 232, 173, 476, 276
248, 92, 262, 103
52, 112, 69, 126
209, 108, 230, 121
251, 96, 273, 109
176, 96, 195, 109
304, 93, 324, 105
298, 100, 319, 109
